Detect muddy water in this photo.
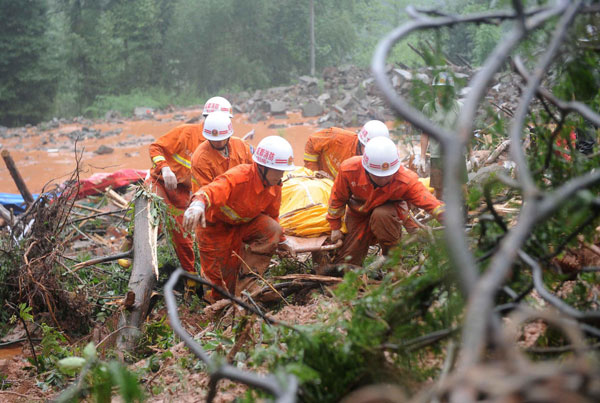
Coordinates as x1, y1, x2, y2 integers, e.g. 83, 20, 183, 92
0, 345, 22, 359
0, 110, 336, 194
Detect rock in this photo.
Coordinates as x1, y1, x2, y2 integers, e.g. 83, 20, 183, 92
94, 145, 114, 155
249, 112, 267, 123
134, 107, 154, 118
468, 164, 509, 186
105, 110, 121, 120
269, 100, 287, 115
299, 75, 319, 86
301, 102, 324, 117
393, 68, 413, 81
317, 93, 331, 104
342, 111, 357, 126
268, 123, 287, 129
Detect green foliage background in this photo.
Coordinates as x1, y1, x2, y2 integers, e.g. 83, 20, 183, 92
0, 0, 507, 126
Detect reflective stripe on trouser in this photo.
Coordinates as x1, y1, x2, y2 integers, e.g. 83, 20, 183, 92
147, 179, 195, 273
333, 203, 403, 266
198, 214, 282, 301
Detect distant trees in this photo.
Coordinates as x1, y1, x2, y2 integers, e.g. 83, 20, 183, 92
0, 0, 58, 126
0, 0, 508, 126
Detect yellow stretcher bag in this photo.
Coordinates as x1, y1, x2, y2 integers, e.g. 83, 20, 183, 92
279, 167, 333, 237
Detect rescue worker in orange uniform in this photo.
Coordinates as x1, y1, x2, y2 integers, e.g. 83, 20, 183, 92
305, 120, 419, 233
148, 96, 233, 275
327, 137, 445, 266
183, 136, 296, 301
190, 112, 253, 193
304, 120, 390, 179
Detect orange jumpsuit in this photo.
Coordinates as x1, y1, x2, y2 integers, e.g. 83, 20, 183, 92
148, 123, 205, 273
304, 127, 359, 178
190, 137, 253, 193
192, 163, 284, 300
304, 127, 418, 231
327, 156, 445, 265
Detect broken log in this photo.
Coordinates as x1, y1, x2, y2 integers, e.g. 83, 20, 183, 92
1, 149, 34, 205
116, 195, 158, 352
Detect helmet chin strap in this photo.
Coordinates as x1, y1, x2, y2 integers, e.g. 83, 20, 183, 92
356, 141, 364, 156
258, 165, 270, 187
258, 165, 282, 187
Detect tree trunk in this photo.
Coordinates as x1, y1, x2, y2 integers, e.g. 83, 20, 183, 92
310, 0, 315, 76
116, 195, 158, 352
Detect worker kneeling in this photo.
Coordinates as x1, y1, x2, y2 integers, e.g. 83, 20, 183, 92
183, 136, 296, 302
327, 137, 445, 266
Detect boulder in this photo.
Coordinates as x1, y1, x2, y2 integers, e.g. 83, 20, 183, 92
299, 75, 319, 86
468, 164, 509, 186
302, 102, 324, 117
270, 100, 287, 115
94, 145, 114, 155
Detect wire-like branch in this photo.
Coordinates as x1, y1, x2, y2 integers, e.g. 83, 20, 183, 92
164, 269, 298, 403
519, 250, 600, 322
458, 0, 581, 369
513, 57, 600, 128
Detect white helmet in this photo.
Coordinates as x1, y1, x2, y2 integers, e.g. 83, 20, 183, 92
362, 136, 400, 177
202, 112, 233, 141
203, 96, 233, 117
432, 72, 454, 87
358, 120, 390, 146
253, 136, 296, 171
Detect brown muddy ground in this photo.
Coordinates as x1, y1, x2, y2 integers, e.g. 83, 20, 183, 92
0, 109, 345, 194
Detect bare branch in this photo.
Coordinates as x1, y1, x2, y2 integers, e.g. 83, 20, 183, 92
164, 269, 298, 403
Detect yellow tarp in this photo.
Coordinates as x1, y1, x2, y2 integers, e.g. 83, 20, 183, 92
279, 167, 333, 237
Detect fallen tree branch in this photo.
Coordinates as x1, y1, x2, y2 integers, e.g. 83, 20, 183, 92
71, 251, 132, 271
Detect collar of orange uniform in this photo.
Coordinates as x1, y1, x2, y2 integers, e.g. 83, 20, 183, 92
250, 163, 278, 196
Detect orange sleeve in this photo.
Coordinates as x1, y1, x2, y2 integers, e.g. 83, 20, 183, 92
304, 134, 321, 171
149, 126, 183, 174
402, 177, 445, 220
326, 170, 351, 230
192, 173, 234, 212
190, 147, 209, 193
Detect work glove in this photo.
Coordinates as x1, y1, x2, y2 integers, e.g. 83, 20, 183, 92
416, 157, 429, 177
277, 239, 297, 259
161, 166, 178, 191
330, 229, 343, 243
183, 200, 206, 232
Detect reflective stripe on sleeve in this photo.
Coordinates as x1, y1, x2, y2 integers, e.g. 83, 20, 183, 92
152, 155, 166, 164
432, 205, 445, 217
303, 153, 319, 162
172, 153, 191, 169
327, 206, 345, 218
220, 205, 252, 223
